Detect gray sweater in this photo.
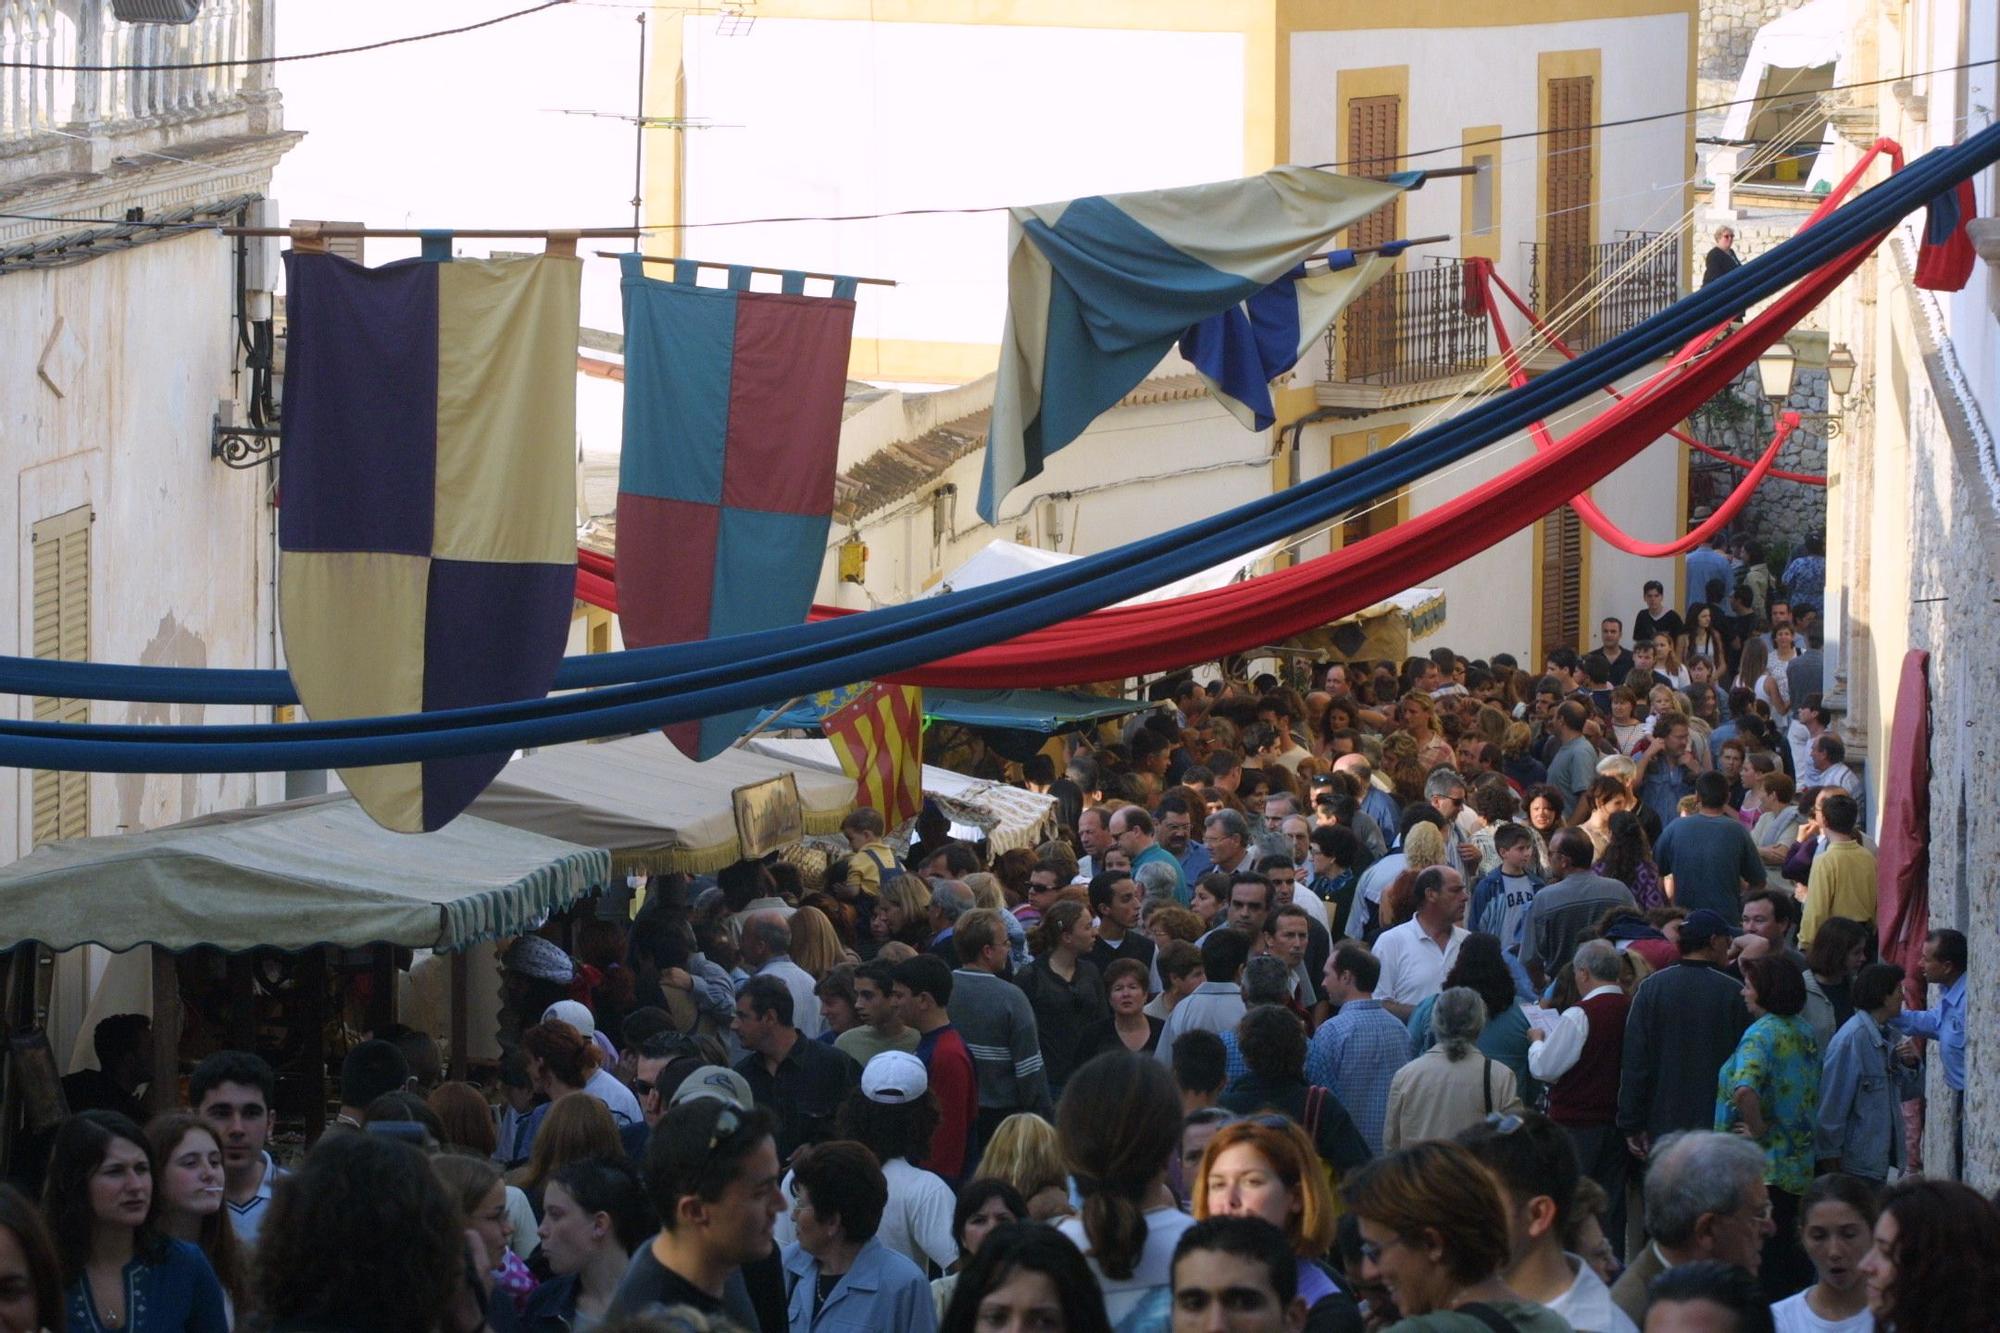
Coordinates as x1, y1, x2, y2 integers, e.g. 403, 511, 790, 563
948, 968, 1053, 1117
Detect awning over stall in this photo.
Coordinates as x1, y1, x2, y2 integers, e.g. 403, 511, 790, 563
745, 736, 1058, 854
469, 734, 856, 875
759, 687, 1157, 736
0, 800, 609, 954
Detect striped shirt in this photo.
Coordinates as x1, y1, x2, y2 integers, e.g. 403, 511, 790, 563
947, 968, 1051, 1116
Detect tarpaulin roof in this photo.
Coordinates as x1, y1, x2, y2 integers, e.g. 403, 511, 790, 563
759, 687, 1158, 736
744, 737, 1058, 855
468, 734, 856, 875
929, 537, 1278, 607
0, 799, 609, 954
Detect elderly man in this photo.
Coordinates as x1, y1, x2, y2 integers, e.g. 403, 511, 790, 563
1202, 809, 1257, 876
925, 880, 973, 964
1332, 753, 1401, 834
739, 911, 824, 1041
1111, 805, 1185, 904
1076, 806, 1114, 880
1371, 866, 1469, 1021
1609, 1132, 1775, 1325
1528, 939, 1634, 1259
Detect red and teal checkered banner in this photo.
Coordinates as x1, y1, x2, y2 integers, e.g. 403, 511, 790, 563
278, 246, 582, 832
614, 255, 859, 759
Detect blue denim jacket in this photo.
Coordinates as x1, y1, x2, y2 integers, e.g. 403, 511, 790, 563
782, 1237, 936, 1333
1816, 1009, 1921, 1180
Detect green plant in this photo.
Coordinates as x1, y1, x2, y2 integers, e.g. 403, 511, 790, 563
1693, 386, 1758, 434
1765, 537, 1793, 579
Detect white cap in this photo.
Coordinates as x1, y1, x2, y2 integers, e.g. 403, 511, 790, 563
861, 1050, 929, 1104
542, 999, 596, 1039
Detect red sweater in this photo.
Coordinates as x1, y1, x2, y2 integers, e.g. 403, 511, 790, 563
1547, 990, 1630, 1128
919, 1024, 977, 1182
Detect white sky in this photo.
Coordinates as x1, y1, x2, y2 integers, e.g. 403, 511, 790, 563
271, 0, 648, 331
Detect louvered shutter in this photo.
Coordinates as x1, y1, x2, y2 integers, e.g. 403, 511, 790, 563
1539, 503, 1583, 657
30, 505, 90, 847
1544, 76, 1595, 322
1344, 94, 1401, 380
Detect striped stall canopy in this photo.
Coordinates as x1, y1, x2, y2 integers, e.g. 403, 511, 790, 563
278, 247, 583, 833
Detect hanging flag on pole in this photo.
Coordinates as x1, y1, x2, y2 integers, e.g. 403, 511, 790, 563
978, 166, 1417, 521
822, 683, 925, 827
614, 256, 859, 760
279, 244, 582, 833
1178, 246, 1403, 431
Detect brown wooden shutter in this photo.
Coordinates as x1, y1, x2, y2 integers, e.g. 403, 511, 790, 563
1344, 94, 1401, 380
1539, 503, 1583, 657
1544, 76, 1595, 320
30, 504, 91, 847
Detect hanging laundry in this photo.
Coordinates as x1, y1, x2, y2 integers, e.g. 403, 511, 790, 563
1178, 246, 1400, 431
614, 256, 859, 760
1914, 177, 1978, 291
978, 166, 1413, 521
278, 246, 581, 833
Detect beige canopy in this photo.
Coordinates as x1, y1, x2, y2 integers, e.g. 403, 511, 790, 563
468, 734, 857, 875
0, 799, 610, 954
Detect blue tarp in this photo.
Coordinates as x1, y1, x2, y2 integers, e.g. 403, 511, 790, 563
759, 688, 1157, 736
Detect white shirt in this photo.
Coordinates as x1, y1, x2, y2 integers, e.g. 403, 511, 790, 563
1058, 1206, 1197, 1327
775, 1157, 958, 1273
1527, 985, 1625, 1082
1371, 919, 1469, 1007
583, 1067, 646, 1126
1770, 1291, 1874, 1333
1547, 1253, 1639, 1333
749, 954, 825, 1040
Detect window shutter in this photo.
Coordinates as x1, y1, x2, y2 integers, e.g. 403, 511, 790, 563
30, 505, 91, 847
1344, 94, 1402, 380
1544, 76, 1595, 316
1539, 503, 1583, 657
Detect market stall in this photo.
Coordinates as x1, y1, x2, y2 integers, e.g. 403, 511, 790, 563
0, 799, 608, 1164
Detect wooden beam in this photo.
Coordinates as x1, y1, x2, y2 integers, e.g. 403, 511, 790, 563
148, 948, 182, 1119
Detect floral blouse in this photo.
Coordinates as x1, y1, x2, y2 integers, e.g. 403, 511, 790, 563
1715, 1012, 1821, 1194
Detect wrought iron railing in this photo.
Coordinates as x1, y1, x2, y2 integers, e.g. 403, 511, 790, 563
1521, 230, 1680, 352
1321, 256, 1490, 386
1, 0, 262, 147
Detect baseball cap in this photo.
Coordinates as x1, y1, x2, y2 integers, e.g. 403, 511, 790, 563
668, 1064, 753, 1111
1678, 908, 1735, 949
860, 1050, 929, 1104
542, 1000, 596, 1038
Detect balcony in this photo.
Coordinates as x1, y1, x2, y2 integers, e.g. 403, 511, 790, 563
1521, 230, 1680, 354
1315, 256, 1492, 416
1, 0, 288, 241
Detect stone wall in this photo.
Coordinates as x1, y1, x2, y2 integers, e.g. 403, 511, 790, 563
1699, 0, 1813, 83
1688, 364, 1830, 551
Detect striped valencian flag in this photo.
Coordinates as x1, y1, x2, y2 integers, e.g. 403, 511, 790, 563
822, 683, 925, 826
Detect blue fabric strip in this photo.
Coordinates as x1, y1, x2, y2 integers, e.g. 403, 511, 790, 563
727, 265, 752, 291
0, 122, 1991, 761
420, 231, 453, 262
672, 259, 700, 286
780, 271, 806, 296
832, 276, 858, 301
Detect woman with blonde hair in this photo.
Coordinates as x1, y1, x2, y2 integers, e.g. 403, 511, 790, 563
1193, 1118, 1357, 1328
974, 1113, 1073, 1222
1398, 692, 1454, 770
789, 904, 850, 980
507, 1089, 622, 1210
1574, 773, 1635, 861
1379, 822, 1446, 928
871, 873, 935, 952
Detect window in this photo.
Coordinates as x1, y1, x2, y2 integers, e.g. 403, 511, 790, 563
30, 505, 91, 847
1471, 153, 1496, 238
1538, 503, 1583, 657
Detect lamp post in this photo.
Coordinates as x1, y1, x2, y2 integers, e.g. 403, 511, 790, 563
1755, 339, 1854, 438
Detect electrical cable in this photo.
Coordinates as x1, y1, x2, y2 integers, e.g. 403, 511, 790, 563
0, 1, 574, 72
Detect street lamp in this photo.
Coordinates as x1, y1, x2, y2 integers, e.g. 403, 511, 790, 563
1825, 342, 1856, 397
1757, 340, 1797, 402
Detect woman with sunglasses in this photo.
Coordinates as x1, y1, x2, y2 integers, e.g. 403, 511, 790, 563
1194, 1118, 1363, 1332
1341, 1141, 1568, 1331
43, 1111, 228, 1333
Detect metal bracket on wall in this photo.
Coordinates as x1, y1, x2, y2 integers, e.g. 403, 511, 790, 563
211, 415, 281, 469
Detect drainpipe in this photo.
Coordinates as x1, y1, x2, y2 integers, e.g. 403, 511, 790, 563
1274, 406, 1344, 566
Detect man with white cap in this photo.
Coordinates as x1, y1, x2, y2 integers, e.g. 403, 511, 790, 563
847, 1051, 958, 1274
540, 999, 646, 1129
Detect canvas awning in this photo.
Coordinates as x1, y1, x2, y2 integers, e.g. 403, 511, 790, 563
759, 687, 1158, 736
745, 737, 1058, 855
468, 734, 856, 875
929, 537, 1278, 606
1718, 0, 1853, 189
0, 799, 610, 954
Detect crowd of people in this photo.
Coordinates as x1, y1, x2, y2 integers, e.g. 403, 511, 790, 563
4, 568, 1993, 1333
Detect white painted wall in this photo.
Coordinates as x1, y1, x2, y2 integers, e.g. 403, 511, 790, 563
1290, 15, 1694, 299
679, 17, 1247, 356
820, 386, 1271, 608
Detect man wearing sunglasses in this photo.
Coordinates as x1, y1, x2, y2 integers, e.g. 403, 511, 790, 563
611, 1095, 786, 1326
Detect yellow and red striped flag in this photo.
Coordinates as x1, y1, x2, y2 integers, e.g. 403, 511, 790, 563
822, 683, 925, 826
